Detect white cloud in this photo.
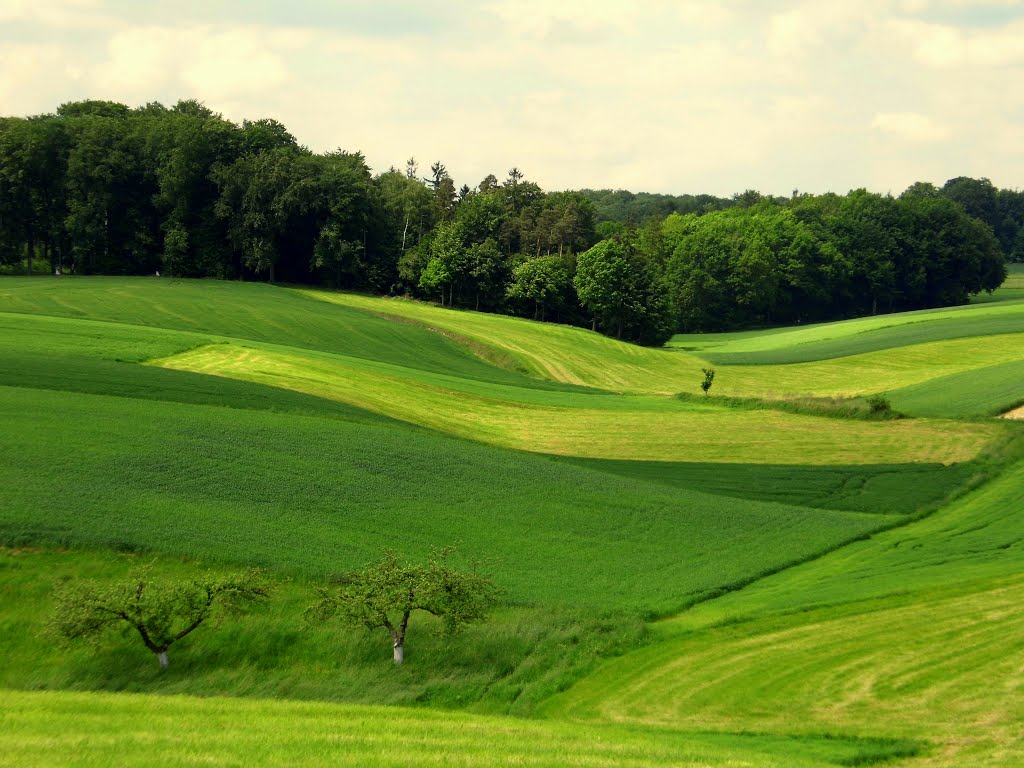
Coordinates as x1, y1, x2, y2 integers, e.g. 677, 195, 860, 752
0, 0, 107, 27
2, 1, 1024, 195
871, 111, 952, 142
0, 43, 71, 114
90, 25, 303, 105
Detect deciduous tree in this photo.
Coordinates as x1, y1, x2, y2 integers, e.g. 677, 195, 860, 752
47, 568, 271, 670
306, 549, 497, 666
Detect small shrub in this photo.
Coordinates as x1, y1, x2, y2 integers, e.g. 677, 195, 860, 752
866, 395, 892, 415
701, 368, 715, 395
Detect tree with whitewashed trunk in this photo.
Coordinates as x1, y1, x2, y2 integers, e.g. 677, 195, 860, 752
47, 567, 271, 670
306, 548, 497, 666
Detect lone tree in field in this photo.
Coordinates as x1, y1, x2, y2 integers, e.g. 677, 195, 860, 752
47, 567, 271, 670
701, 367, 715, 395
306, 548, 498, 665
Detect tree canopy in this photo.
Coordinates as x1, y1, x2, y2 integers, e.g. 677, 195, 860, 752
47, 567, 271, 669
305, 549, 498, 665
0, 98, 1012, 342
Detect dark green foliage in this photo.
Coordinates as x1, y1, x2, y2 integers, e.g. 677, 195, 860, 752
506, 254, 573, 321
2, 100, 1016, 344
578, 188, 732, 225
866, 394, 892, 414
48, 566, 270, 668
701, 367, 715, 395
574, 238, 673, 345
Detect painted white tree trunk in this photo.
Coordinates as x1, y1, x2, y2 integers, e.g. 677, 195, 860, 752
157, 651, 169, 670
393, 643, 404, 665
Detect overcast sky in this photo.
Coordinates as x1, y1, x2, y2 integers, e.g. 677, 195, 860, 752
2, 0, 1022, 196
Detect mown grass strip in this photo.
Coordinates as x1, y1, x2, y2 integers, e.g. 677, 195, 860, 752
0, 688, 923, 768
708, 333, 1024, 400
0, 278, 572, 390
153, 343, 998, 465
678, 299, 1024, 364
543, 578, 1024, 768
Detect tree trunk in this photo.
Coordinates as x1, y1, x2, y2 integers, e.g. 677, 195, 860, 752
591, 317, 596, 331
157, 651, 169, 670
393, 642, 404, 665
269, 263, 275, 283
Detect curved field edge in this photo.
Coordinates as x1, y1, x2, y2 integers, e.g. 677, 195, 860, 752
675, 299, 1024, 364
667, 448, 1024, 627
540, 577, 1022, 768
0, 689, 925, 768
0, 278, 576, 392
539, 449, 1024, 766
150, 343, 999, 465
0, 385, 890, 614
299, 287, 706, 394
299, 288, 1024, 410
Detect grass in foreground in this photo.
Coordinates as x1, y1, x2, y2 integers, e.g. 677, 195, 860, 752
543, 577, 1022, 768
0, 688, 924, 768
0, 549, 646, 715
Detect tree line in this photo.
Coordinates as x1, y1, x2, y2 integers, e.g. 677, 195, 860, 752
0, 99, 1014, 344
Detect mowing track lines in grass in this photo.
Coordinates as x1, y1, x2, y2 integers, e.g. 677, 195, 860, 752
710, 333, 1024, 401
0, 688, 923, 768
542, 577, 1024, 768
301, 287, 706, 394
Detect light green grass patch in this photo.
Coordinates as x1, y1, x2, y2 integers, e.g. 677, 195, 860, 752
712, 333, 1024, 400
544, 578, 1023, 768
153, 343, 997, 465
302, 288, 706, 394
678, 300, 1024, 365
0, 688, 924, 768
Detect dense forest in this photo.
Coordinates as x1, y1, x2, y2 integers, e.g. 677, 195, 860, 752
0, 99, 1016, 344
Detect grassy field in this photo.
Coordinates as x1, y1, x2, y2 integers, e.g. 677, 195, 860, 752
543, 578, 1023, 767
542, 451, 1024, 764
1, 274, 1022, 767
0, 689, 923, 768
669, 289, 1024, 365
152, 342, 996, 464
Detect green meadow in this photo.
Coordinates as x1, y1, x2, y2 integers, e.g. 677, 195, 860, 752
1, 274, 1022, 767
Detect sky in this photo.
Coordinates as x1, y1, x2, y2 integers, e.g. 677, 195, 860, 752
1, 0, 1022, 197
